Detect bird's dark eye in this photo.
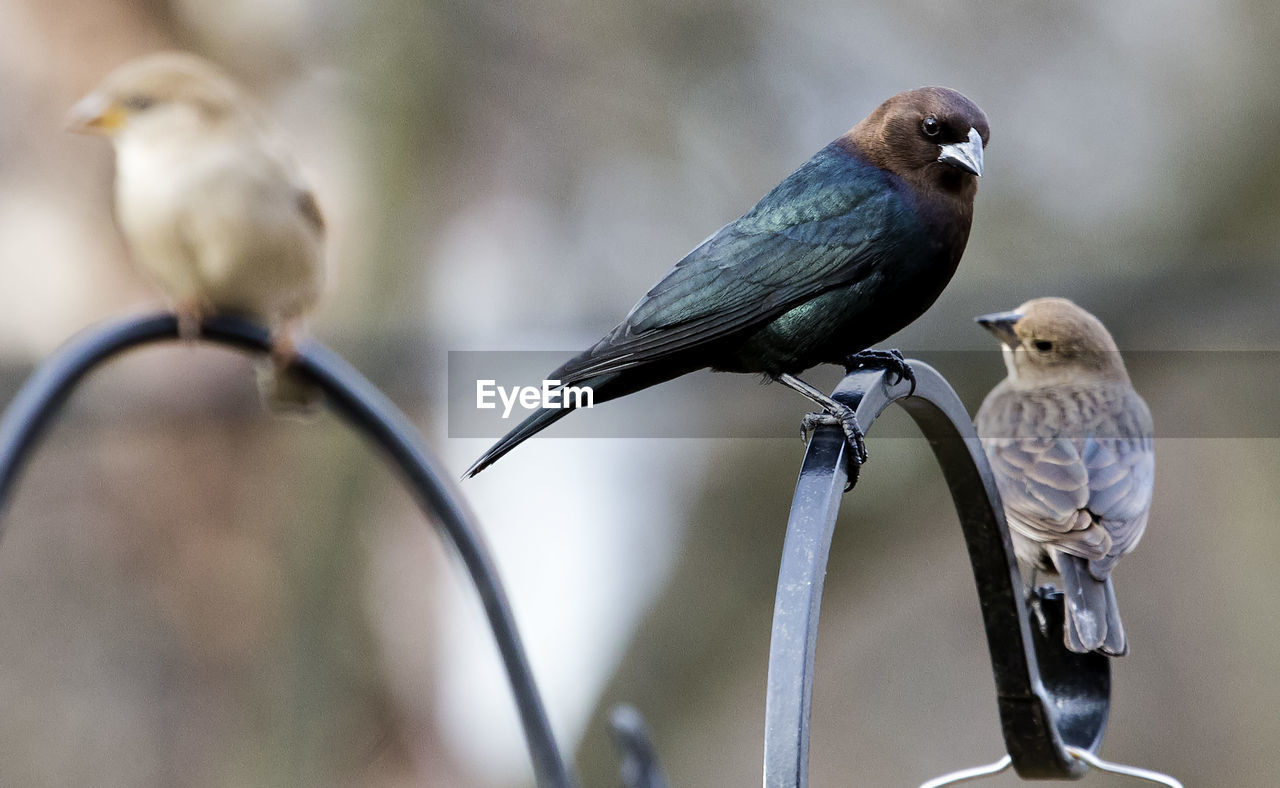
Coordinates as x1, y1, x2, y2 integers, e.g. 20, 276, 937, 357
922, 116, 941, 137
1033, 340, 1053, 352
122, 95, 155, 112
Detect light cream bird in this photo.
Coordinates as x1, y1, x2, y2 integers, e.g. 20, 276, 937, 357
68, 52, 325, 405
975, 298, 1154, 656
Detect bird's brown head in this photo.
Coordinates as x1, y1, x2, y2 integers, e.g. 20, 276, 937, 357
976, 297, 1128, 387
841, 86, 989, 198
66, 52, 245, 138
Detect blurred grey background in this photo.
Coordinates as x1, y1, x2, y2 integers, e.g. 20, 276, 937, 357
0, 0, 1277, 785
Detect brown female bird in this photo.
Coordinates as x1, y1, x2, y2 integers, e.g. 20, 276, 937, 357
975, 298, 1154, 655
468, 86, 989, 477
68, 52, 326, 404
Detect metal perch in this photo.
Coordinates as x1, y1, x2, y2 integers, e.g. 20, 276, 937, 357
764, 361, 1111, 785
0, 312, 574, 788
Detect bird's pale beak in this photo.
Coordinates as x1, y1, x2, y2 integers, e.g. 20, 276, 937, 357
938, 126, 984, 177
66, 92, 125, 134
975, 310, 1022, 347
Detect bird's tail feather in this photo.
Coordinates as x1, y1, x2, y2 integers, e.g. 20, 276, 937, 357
1099, 575, 1127, 656
464, 368, 684, 477
465, 405, 574, 478
1053, 553, 1127, 656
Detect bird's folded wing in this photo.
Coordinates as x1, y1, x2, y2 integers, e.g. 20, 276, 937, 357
1082, 432, 1155, 561
987, 436, 1110, 559
554, 149, 908, 383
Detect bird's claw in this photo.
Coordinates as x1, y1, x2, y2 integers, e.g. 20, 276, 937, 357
1028, 585, 1060, 640
175, 300, 205, 342
799, 404, 867, 490
270, 324, 303, 369
174, 296, 215, 343
844, 349, 916, 396
799, 412, 826, 445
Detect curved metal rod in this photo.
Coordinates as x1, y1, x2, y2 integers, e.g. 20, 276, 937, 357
763, 361, 1110, 786
1064, 746, 1183, 787
0, 312, 573, 788
922, 747, 1184, 787
608, 704, 669, 788
918, 754, 1012, 787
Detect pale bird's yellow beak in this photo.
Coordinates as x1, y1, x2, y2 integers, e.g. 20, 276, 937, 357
66, 92, 126, 134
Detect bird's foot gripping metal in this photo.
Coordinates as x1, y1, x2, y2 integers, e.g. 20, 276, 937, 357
843, 348, 917, 396
1029, 585, 1060, 640
799, 406, 867, 488
778, 372, 869, 490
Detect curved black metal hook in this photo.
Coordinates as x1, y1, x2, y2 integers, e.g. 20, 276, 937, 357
763, 361, 1109, 785
608, 704, 669, 788
0, 312, 574, 788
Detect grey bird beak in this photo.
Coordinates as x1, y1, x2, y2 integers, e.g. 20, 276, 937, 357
975, 310, 1022, 347
938, 127, 984, 177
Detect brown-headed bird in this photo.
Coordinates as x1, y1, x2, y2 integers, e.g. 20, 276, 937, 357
467, 87, 989, 477
67, 52, 325, 405
975, 298, 1154, 655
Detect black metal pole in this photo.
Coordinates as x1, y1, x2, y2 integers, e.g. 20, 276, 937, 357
762, 426, 849, 787
762, 361, 1109, 786
0, 312, 574, 788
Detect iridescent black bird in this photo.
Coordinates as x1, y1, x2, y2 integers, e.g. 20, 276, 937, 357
467, 87, 989, 478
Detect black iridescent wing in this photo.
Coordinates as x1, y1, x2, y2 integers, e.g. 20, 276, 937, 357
554, 145, 913, 383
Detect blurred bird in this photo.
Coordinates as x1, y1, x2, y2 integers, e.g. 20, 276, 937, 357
975, 298, 1154, 655
467, 86, 989, 477
68, 52, 326, 408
